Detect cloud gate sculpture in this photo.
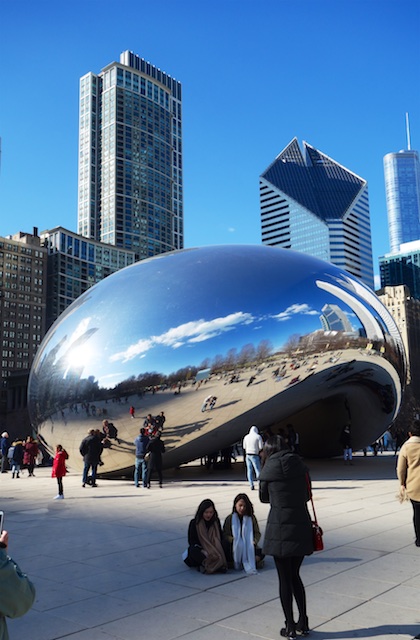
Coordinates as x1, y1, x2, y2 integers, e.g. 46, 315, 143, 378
28, 245, 405, 473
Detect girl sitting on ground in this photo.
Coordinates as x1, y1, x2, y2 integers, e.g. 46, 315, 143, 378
223, 493, 264, 574
183, 498, 228, 574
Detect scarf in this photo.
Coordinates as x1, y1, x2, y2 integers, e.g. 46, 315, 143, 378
196, 519, 227, 574
231, 513, 257, 575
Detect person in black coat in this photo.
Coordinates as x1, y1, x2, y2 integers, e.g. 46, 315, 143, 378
146, 432, 165, 487
79, 429, 103, 488
259, 435, 313, 640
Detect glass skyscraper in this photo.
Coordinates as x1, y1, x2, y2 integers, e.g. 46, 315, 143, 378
260, 138, 374, 289
384, 149, 420, 253
78, 51, 183, 261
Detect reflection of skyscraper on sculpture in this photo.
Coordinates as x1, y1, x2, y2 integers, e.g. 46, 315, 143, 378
320, 304, 354, 333
260, 138, 374, 289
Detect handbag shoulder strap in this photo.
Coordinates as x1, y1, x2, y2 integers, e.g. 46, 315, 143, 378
306, 472, 318, 524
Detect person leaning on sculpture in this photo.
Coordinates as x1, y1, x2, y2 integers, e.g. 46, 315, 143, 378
0, 529, 35, 639
397, 420, 420, 547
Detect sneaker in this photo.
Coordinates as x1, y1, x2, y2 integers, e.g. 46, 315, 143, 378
53, 495, 64, 500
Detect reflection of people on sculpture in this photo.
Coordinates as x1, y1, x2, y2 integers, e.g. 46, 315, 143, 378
223, 493, 264, 574
146, 432, 165, 488
0, 529, 36, 638
201, 395, 212, 412
143, 414, 156, 435
80, 429, 103, 487
247, 375, 256, 386
183, 499, 228, 574
242, 426, 263, 490
154, 411, 166, 431
209, 396, 217, 410
129, 405, 135, 419
134, 428, 150, 488
397, 421, 420, 547
102, 419, 120, 444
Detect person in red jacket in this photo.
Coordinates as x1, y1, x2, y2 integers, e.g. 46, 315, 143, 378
23, 436, 39, 477
52, 444, 69, 500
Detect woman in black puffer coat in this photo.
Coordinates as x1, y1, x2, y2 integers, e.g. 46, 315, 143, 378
259, 435, 313, 640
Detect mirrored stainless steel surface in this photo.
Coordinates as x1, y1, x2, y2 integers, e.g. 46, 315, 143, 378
28, 245, 406, 473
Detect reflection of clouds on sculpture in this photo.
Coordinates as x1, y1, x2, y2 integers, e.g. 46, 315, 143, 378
272, 303, 319, 322
110, 311, 256, 363
28, 245, 406, 471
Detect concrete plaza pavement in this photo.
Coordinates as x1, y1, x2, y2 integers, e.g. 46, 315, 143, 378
2, 452, 420, 640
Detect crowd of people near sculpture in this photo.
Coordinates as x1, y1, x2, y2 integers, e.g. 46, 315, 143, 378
77, 410, 167, 490
0, 433, 41, 477
1, 414, 420, 640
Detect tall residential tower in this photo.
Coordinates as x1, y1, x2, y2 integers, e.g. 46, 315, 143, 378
78, 51, 183, 261
260, 138, 374, 289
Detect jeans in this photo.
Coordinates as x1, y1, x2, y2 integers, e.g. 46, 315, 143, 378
343, 447, 353, 461
134, 456, 147, 487
245, 454, 261, 489
82, 462, 98, 485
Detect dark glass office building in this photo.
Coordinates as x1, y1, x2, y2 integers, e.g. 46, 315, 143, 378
380, 241, 420, 301
260, 138, 374, 289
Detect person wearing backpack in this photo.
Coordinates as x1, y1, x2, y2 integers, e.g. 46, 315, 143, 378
8, 440, 24, 479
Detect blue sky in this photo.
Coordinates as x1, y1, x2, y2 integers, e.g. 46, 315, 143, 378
0, 0, 419, 286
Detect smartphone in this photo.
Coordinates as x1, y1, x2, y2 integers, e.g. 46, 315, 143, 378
0, 511, 3, 533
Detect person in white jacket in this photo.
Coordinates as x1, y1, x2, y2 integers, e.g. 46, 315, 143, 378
242, 426, 263, 490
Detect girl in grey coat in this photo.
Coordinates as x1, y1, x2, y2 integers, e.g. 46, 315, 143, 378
259, 435, 313, 639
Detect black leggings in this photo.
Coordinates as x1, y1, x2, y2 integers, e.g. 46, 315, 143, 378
274, 555, 307, 627
411, 499, 420, 544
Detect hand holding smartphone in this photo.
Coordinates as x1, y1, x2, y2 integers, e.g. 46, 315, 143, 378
0, 511, 4, 532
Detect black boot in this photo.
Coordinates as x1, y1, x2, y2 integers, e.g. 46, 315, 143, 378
280, 622, 297, 639
296, 616, 310, 636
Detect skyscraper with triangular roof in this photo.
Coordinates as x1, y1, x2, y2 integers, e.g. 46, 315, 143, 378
260, 138, 374, 289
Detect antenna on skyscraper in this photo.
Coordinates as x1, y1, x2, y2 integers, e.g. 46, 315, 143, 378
406, 112, 411, 150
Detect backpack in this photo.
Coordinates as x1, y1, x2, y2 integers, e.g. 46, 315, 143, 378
7, 446, 15, 460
